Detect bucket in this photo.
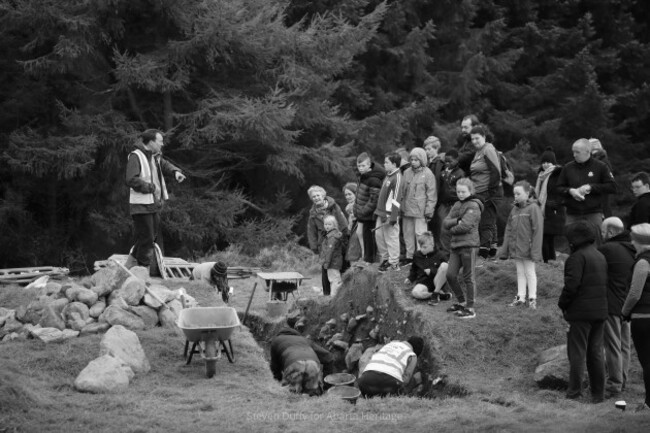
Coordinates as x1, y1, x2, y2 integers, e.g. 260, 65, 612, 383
327, 385, 361, 404
266, 300, 289, 318
324, 373, 356, 387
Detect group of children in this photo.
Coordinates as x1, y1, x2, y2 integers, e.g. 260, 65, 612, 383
317, 163, 545, 319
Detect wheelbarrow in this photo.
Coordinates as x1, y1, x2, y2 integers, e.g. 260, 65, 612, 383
177, 307, 240, 378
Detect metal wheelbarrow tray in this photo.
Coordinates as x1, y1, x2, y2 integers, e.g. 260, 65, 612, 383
177, 307, 240, 377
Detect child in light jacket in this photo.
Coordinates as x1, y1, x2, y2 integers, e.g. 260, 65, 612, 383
498, 180, 543, 309
320, 215, 344, 296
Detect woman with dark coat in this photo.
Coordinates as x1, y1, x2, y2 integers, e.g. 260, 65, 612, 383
535, 148, 566, 262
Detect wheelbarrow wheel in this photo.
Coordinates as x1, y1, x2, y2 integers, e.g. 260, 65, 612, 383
222, 340, 235, 363
204, 341, 217, 378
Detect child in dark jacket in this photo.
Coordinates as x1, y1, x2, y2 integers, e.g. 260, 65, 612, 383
443, 178, 483, 319
320, 215, 344, 296
405, 232, 450, 305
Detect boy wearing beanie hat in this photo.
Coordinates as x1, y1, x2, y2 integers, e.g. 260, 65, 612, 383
400, 147, 437, 265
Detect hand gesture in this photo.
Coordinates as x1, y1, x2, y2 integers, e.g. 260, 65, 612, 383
569, 188, 585, 202
424, 269, 431, 276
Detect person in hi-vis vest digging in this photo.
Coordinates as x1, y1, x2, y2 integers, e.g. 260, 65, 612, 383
125, 129, 185, 274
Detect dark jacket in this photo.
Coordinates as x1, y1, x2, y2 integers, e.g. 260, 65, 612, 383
270, 328, 333, 381
443, 196, 484, 249
408, 248, 447, 292
455, 134, 475, 174
428, 157, 445, 201
554, 157, 617, 215
374, 169, 403, 223
628, 251, 650, 315
307, 196, 348, 252
499, 198, 543, 261
320, 228, 343, 270
439, 166, 465, 205
592, 149, 613, 217
598, 231, 636, 316
354, 162, 385, 222
558, 226, 608, 321
537, 166, 566, 235
628, 192, 650, 229
125, 142, 182, 215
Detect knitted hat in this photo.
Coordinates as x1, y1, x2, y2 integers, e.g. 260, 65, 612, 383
631, 223, 650, 245
343, 182, 357, 194
211, 261, 228, 277
409, 147, 428, 167
540, 147, 557, 165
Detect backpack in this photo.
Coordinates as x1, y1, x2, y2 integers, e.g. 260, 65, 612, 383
498, 151, 514, 186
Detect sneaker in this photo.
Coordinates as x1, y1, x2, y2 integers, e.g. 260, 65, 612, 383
427, 296, 440, 306
446, 303, 465, 313
478, 248, 489, 259
489, 247, 498, 259
377, 261, 390, 272
439, 293, 452, 301
508, 296, 525, 307
389, 264, 400, 272
528, 298, 537, 310
399, 258, 413, 266
456, 307, 476, 319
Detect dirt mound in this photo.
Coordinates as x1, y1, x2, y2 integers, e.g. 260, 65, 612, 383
0, 364, 39, 414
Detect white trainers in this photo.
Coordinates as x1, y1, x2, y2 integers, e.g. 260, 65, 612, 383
508, 296, 525, 307
528, 298, 537, 309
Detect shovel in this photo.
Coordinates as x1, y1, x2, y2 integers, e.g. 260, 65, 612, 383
111, 259, 169, 310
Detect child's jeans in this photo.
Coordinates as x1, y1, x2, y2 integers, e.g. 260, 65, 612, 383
325, 268, 342, 297
446, 247, 477, 308
515, 259, 537, 299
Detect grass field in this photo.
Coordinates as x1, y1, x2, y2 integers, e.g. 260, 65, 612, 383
2, 257, 650, 433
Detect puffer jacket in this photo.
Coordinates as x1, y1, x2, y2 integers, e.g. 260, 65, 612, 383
558, 224, 608, 321
354, 162, 385, 222
307, 197, 348, 252
401, 147, 437, 218
443, 196, 483, 249
498, 198, 543, 261
320, 228, 343, 270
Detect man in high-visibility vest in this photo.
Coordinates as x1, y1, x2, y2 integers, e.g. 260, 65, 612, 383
357, 336, 424, 397
125, 129, 185, 274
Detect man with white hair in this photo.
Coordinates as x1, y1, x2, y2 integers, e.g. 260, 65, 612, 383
555, 138, 617, 239
598, 217, 636, 398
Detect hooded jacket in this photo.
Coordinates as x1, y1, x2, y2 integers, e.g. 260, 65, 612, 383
499, 198, 543, 261
554, 157, 617, 216
354, 162, 385, 222
442, 196, 484, 249
269, 328, 334, 381
401, 148, 437, 218
408, 247, 447, 291
558, 223, 608, 321
598, 231, 636, 316
307, 196, 348, 251
319, 228, 343, 270
125, 141, 182, 215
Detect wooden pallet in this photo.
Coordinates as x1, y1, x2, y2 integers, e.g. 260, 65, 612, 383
0, 266, 70, 284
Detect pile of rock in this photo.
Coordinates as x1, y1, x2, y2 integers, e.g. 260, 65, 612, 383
0, 263, 195, 343
74, 325, 150, 393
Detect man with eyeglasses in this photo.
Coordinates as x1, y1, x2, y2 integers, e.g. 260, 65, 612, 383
628, 172, 650, 229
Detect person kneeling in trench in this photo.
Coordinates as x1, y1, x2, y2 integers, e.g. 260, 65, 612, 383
357, 336, 423, 398
191, 260, 230, 303
270, 327, 334, 396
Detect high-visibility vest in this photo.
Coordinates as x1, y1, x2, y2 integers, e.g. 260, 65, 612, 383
362, 341, 414, 382
129, 149, 168, 204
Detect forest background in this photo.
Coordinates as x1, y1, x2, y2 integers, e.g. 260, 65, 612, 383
0, 0, 648, 273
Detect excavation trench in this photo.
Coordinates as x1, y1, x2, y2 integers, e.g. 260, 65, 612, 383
244, 266, 469, 399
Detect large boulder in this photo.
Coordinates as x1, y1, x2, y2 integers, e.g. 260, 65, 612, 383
158, 308, 178, 329
2, 312, 25, 334
99, 325, 150, 374
30, 327, 79, 343
130, 266, 150, 282
0, 307, 14, 327
98, 306, 145, 331
110, 276, 145, 306
38, 304, 66, 330
166, 299, 183, 318
62, 302, 90, 328
39, 281, 64, 298
129, 306, 159, 329
534, 345, 569, 389
90, 265, 128, 298
74, 354, 134, 393
15, 299, 47, 325
143, 285, 177, 309
80, 322, 111, 336
89, 299, 107, 319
